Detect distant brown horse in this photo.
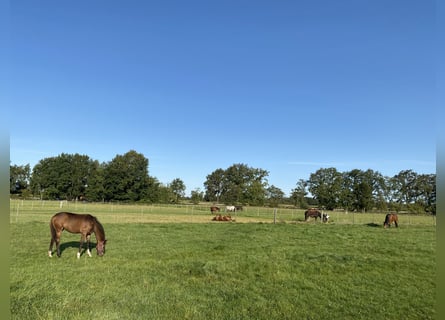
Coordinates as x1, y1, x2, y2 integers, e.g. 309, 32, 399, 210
49, 212, 107, 258
304, 208, 329, 222
212, 214, 233, 222
210, 206, 220, 214
305, 208, 322, 221
383, 213, 398, 228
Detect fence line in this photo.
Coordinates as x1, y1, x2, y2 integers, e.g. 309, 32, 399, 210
9, 199, 436, 226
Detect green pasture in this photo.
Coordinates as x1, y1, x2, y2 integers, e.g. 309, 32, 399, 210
9, 199, 437, 225
10, 200, 436, 319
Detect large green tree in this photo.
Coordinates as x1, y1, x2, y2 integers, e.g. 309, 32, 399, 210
418, 173, 436, 214
30, 153, 95, 200
10, 164, 31, 195
169, 178, 186, 203
305, 168, 435, 213
190, 188, 204, 204
266, 185, 285, 207
204, 168, 225, 202
244, 180, 267, 206
290, 179, 309, 208
389, 170, 418, 205
204, 163, 269, 205
102, 150, 150, 202
144, 176, 163, 203
389, 171, 436, 214
307, 167, 343, 210
84, 161, 106, 202
341, 169, 379, 212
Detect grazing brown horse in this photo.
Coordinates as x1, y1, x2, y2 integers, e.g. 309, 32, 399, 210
304, 208, 322, 221
210, 206, 220, 214
383, 213, 398, 228
49, 212, 107, 258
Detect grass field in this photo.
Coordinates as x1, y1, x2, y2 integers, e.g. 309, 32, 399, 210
10, 200, 436, 319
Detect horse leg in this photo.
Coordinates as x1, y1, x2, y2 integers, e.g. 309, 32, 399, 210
77, 234, 86, 259
394, 220, 398, 228
86, 234, 92, 257
54, 230, 62, 257
48, 237, 54, 257
49, 224, 60, 257
48, 231, 56, 257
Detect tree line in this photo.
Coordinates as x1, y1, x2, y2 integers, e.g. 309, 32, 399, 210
10, 150, 435, 214
10, 151, 186, 204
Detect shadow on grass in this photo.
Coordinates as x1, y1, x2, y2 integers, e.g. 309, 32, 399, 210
55, 241, 98, 257
365, 222, 381, 228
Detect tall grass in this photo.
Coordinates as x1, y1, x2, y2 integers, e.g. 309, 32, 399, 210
10, 200, 436, 319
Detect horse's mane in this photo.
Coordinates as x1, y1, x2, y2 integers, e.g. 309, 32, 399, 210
92, 216, 106, 240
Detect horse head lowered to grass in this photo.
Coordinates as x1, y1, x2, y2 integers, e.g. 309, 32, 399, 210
48, 212, 107, 258
304, 208, 329, 222
383, 213, 398, 228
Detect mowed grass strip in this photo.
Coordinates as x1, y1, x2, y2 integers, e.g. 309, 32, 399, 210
10, 216, 436, 319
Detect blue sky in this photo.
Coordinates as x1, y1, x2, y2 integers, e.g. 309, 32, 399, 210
7, 0, 436, 196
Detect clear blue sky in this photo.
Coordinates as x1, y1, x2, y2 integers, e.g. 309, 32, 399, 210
7, 0, 436, 196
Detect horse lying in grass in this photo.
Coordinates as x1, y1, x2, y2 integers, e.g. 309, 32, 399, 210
212, 214, 234, 222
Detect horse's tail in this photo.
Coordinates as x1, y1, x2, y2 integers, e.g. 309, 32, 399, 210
49, 217, 57, 240
48, 216, 58, 257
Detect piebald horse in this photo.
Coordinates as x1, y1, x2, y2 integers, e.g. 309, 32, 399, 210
49, 212, 107, 258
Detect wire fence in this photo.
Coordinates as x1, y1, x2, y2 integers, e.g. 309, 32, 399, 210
9, 199, 436, 226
